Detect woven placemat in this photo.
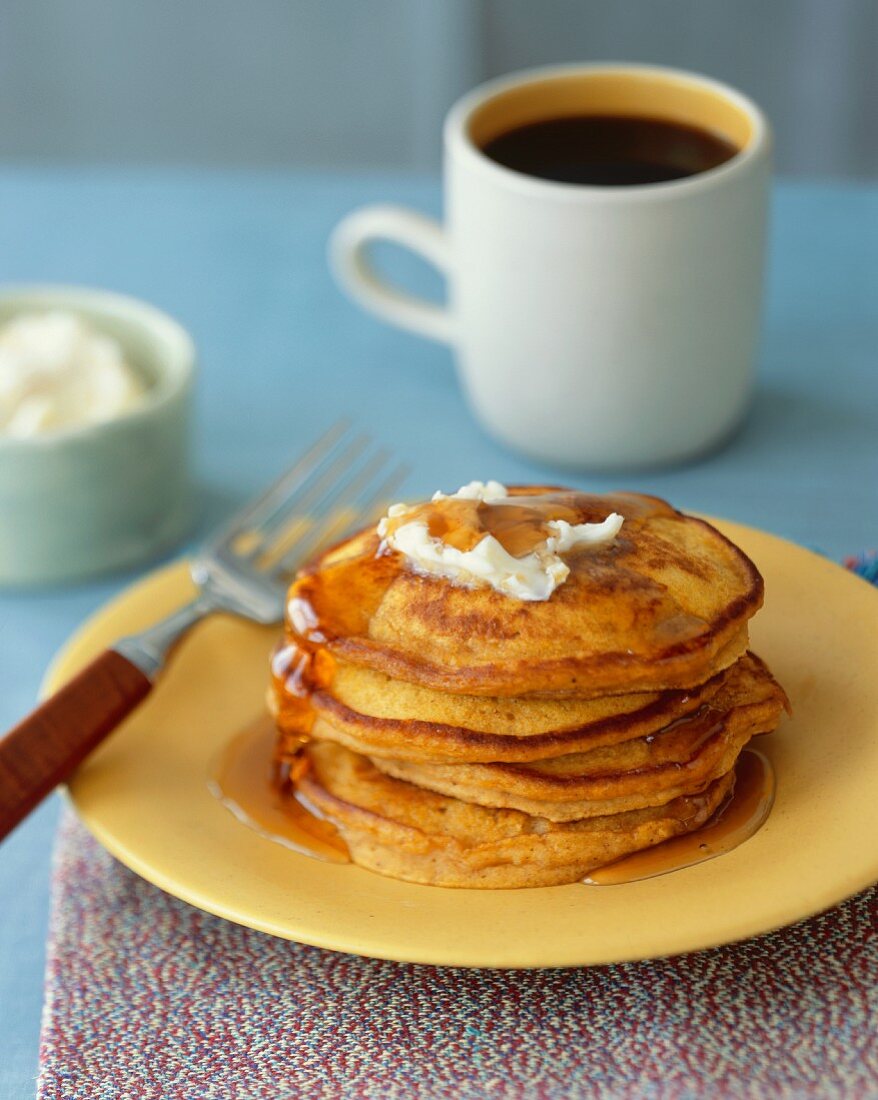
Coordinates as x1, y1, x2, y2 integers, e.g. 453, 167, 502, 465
37, 554, 878, 1100
36, 809, 878, 1100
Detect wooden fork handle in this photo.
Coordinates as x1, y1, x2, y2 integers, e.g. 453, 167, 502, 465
0, 650, 152, 842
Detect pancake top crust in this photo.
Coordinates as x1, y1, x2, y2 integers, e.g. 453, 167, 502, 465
283, 485, 763, 698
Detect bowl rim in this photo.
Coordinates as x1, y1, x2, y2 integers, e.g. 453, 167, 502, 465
0, 283, 196, 451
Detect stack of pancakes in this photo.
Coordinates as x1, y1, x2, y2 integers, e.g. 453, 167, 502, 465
271, 488, 788, 888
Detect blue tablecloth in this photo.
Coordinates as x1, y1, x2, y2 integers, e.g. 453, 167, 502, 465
0, 170, 876, 1098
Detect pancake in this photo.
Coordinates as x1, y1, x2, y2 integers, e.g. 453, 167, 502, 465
285, 489, 762, 697
370, 653, 787, 820
295, 740, 736, 889
268, 484, 787, 890
292, 637, 743, 764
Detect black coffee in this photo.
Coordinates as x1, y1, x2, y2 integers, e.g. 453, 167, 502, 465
480, 115, 738, 186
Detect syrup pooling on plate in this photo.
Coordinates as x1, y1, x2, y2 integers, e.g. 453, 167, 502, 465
209, 714, 350, 864
583, 749, 775, 885
211, 725, 773, 878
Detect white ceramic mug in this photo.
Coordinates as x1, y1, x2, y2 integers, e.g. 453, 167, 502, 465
331, 63, 771, 469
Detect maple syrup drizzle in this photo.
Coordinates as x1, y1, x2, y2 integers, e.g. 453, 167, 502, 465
530, 702, 728, 783
271, 638, 335, 754
390, 494, 588, 557
388, 489, 671, 557
287, 489, 710, 659
208, 714, 349, 864
209, 625, 349, 860
582, 749, 775, 885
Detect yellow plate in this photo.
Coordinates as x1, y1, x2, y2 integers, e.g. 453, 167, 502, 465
49, 522, 878, 968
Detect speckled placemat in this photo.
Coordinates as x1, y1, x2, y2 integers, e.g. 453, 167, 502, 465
36, 554, 878, 1100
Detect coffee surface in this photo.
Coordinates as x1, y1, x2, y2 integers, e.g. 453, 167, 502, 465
481, 114, 738, 186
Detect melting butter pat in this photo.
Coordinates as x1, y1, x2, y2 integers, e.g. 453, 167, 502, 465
377, 481, 623, 601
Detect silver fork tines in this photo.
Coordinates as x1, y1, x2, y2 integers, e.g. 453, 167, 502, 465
115, 422, 406, 679
272, 450, 409, 575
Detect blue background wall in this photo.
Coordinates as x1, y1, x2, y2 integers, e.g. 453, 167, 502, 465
1, 0, 876, 176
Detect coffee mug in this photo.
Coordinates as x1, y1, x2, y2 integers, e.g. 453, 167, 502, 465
331, 63, 771, 469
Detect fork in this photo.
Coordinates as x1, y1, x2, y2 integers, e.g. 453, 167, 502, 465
0, 422, 407, 842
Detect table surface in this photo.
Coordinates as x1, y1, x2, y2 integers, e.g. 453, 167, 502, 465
0, 169, 876, 1097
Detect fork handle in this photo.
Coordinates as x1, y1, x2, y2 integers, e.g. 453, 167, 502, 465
0, 650, 152, 842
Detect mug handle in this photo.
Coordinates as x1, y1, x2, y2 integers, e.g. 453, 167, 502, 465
329, 205, 453, 345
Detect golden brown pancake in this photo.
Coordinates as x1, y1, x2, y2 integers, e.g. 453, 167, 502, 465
296, 740, 735, 889
294, 638, 746, 765
285, 489, 762, 697
370, 653, 787, 820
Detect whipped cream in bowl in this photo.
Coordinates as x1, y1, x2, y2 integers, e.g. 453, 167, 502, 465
0, 310, 146, 439
0, 286, 195, 585
377, 480, 623, 601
